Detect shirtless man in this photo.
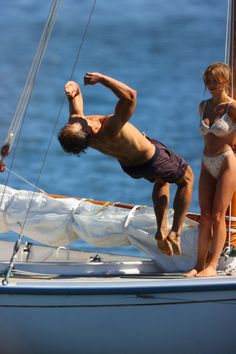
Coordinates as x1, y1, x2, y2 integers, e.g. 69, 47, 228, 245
58, 72, 194, 256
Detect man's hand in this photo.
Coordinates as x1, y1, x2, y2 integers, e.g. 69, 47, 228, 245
84, 72, 102, 85
64, 81, 80, 98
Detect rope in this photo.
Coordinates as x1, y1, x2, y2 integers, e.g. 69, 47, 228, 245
68, 0, 97, 81
0, 0, 61, 214
2, 0, 97, 286
124, 205, 143, 231
1, 0, 62, 159
13, 0, 98, 207
1, 0, 97, 190
4, 167, 46, 193
2, 0, 62, 286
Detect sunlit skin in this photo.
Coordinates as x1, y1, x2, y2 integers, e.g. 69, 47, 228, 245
62, 73, 194, 256
185, 63, 236, 277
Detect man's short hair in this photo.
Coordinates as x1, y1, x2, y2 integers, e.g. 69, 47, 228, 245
58, 119, 91, 156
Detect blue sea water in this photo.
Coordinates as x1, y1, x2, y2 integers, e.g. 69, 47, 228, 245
0, 0, 229, 254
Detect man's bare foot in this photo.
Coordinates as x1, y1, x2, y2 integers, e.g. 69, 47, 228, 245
65, 81, 80, 98
156, 238, 173, 256
196, 265, 217, 277
184, 268, 198, 277
167, 231, 181, 256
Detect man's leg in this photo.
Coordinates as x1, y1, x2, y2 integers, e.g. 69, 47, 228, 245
167, 165, 194, 255
152, 179, 173, 256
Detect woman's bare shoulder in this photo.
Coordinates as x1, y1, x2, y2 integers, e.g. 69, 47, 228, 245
199, 99, 210, 116
228, 99, 236, 121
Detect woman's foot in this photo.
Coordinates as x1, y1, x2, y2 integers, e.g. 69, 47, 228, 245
196, 265, 217, 277
184, 268, 198, 277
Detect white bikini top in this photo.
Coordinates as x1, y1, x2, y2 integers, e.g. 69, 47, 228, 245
199, 101, 236, 137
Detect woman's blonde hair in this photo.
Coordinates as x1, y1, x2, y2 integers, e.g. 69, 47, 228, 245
203, 62, 231, 88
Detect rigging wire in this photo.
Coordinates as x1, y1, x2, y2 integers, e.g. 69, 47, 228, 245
0, 0, 62, 160
1, 0, 62, 285
11, 0, 97, 196
0, 0, 62, 205
10, 0, 97, 195
68, 0, 97, 81
3, 167, 45, 193
33, 0, 98, 187
2, 0, 97, 285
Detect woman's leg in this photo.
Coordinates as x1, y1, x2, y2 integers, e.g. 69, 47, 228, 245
197, 156, 236, 276
185, 165, 216, 277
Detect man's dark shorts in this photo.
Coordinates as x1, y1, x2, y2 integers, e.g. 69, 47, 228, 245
120, 138, 188, 184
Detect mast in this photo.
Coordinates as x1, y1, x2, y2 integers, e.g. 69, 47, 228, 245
227, 0, 236, 247
229, 0, 236, 97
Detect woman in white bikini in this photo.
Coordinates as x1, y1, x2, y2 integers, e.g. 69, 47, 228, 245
186, 62, 236, 277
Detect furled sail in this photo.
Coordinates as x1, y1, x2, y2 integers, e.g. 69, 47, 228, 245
0, 184, 199, 271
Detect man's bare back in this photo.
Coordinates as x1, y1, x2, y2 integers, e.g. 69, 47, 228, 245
88, 116, 156, 165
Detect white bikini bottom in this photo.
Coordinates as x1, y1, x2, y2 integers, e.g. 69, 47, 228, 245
202, 150, 234, 179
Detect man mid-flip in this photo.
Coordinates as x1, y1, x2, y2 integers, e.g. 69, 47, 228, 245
58, 72, 194, 256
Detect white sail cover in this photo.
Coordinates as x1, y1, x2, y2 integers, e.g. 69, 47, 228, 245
0, 184, 199, 271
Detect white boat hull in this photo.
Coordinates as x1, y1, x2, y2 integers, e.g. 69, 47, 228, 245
0, 275, 235, 354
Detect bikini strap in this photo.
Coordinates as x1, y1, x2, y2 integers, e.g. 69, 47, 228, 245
199, 100, 207, 118
226, 99, 233, 113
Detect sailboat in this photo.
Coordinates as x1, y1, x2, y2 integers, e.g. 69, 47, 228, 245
0, 1, 236, 354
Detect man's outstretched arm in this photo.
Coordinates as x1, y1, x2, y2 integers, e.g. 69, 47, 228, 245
84, 72, 137, 134
64, 81, 85, 122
